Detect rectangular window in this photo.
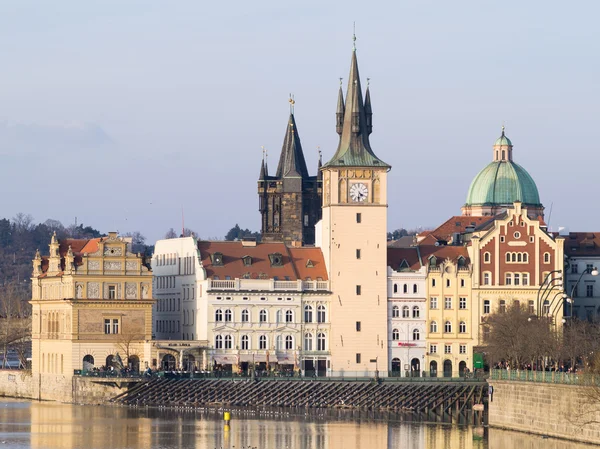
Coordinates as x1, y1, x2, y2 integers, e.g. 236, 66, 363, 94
356, 321, 361, 332
522, 273, 529, 286
112, 319, 119, 334
587, 284, 594, 297
499, 300, 506, 313
484, 300, 490, 314
444, 344, 452, 354
104, 319, 111, 334
446, 279, 450, 288
483, 272, 490, 285
430, 297, 438, 309
505, 273, 512, 285
429, 344, 437, 354
356, 213, 361, 223
356, 353, 361, 364
514, 273, 520, 286
571, 263, 578, 274
108, 285, 116, 299
431, 278, 436, 287
356, 249, 361, 259
459, 297, 467, 309
356, 285, 361, 295
528, 300, 535, 314
459, 345, 467, 355
460, 279, 465, 288
304, 214, 309, 227
587, 264, 594, 273
444, 297, 452, 309
500, 236, 505, 242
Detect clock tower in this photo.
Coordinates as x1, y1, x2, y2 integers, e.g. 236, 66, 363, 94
319, 38, 391, 376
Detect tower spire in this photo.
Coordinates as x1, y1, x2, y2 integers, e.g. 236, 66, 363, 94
336, 78, 345, 135
364, 77, 372, 135
259, 146, 266, 180
275, 100, 309, 179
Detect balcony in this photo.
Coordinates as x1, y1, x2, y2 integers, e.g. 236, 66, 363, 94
208, 279, 329, 292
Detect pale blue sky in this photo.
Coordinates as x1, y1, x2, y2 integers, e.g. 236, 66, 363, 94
0, 1, 598, 242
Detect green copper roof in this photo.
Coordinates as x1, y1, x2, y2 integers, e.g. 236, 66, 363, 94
494, 134, 512, 146
465, 161, 541, 207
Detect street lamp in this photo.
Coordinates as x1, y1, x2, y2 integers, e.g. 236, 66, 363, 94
565, 266, 598, 319
536, 270, 563, 319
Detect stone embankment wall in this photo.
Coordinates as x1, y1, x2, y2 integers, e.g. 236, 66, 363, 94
489, 380, 600, 445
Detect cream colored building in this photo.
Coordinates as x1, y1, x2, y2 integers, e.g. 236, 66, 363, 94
30, 232, 154, 392
317, 44, 390, 376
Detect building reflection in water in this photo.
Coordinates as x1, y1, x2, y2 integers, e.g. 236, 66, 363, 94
3, 400, 591, 449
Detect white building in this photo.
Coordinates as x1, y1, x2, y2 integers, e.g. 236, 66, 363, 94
387, 247, 427, 376
564, 233, 600, 320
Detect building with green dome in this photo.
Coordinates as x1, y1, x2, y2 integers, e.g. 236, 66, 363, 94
462, 128, 544, 219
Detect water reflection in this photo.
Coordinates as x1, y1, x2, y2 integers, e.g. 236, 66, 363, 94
0, 400, 593, 449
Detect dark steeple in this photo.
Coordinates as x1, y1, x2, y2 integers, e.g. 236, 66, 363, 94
275, 113, 309, 179
336, 80, 345, 135
323, 39, 389, 168
364, 80, 373, 135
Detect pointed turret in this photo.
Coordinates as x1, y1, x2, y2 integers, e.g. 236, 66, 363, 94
364, 82, 373, 135
336, 81, 345, 135
259, 158, 266, 180
324, 41, 389, 168
317, 148, 323, 181
275, 113, 309, 179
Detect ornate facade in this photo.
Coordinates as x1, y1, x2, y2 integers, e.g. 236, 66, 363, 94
30, 232, 154, 388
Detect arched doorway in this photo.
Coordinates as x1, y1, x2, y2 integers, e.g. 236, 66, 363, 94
162, 354, 176, 371
83, 355, 94, 371
443, 359, 453, 378
411, 358, 421, 377
391, 358, 401, 377
183, 354, 196, 371
105, 355, 115, 369
429, 361, 438, 377
128, 355, 140, 373
459, 361, 467, 377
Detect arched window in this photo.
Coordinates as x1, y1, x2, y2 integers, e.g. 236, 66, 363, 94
444, 321, 452, 333
82, 355, 94, 371
285, 335, 293, 350
215, 335, 223, 349
225, 335, 232, 349
215, 309, 223, 322
276, 310, 283, 323
259, 310, 267, 323
523, 253, 528, 263
317, 333, 326, 351
430, 321, 438, 333
544, 252, 550, 263
304, 333, 313, 351
484, 252, 491, 263
506, 253, 511, 263
241, 335, 249, 350
413, 284, 418, 293
393, 284, 398, 293
403, 284, 408, 293
412, 329, 420, 341
402, 306, 410, 318
304, 305, 313, 323
392, 305, 399, 318
286, 310, 293, 323
276, 335, 283, 350
317, 305, 326, 323
224, 309, 232, 322
259, 335, 267, 350
517, 253, 522, 262
412, 306, 420, 318
392, 329, 400, 340
241, 309, 249, 322
511, 253, 516, 262
459, 321, 466, 333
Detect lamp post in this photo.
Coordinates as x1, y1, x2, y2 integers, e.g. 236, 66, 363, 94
536, 270, 563, 319
565, 266, 598, 319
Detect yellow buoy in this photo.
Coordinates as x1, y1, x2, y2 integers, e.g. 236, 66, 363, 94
224, 411, 231, 422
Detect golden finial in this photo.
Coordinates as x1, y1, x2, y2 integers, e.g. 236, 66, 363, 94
289, 94, 295, 114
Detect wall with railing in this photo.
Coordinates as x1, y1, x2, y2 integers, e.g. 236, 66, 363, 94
490, 368, 600, 386
208, 279, 329, 292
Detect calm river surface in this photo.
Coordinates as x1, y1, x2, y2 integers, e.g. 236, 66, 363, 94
0, 399, 593, 449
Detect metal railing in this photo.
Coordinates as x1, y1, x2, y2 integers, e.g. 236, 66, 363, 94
490, 369, 600, 386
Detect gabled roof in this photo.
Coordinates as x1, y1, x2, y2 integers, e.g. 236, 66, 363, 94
197, 241, 328, 281
565, 232, 600, 257
40, 238, 102, 274
387, 247, 422, 271
418, 245, 471, 266
422, 216, 490, 243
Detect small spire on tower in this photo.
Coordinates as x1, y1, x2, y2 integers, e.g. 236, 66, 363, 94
365, 77, 373, 135
259, 146, 267, 180
336, 78, 345, 135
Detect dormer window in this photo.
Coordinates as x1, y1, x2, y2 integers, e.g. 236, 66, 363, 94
211, 252, 224, 266
242, 255, 252, 266
429, 256, 437, 268
269, 252, 283, 267
399, 259, 410, 271
306, 259, 314, 268
457, 256, 466, 267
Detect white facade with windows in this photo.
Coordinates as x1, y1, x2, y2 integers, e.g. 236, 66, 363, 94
564, 233, 600, 320
387, 262, 427, 376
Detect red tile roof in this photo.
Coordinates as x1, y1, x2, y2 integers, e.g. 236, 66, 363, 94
426, 216, 490, 243
387, 247, 422, 271
565, 232, 600, 257
197, 241, 328, 281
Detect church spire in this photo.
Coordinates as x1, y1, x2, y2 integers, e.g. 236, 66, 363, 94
323, 36, 389, 168
364, 78, 372, 135
275, 105, 309, 179
336, 78, 345, 135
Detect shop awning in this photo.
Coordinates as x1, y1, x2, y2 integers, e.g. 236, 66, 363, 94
275, 353, 295, 363
239, 354, 254, 362
213, 355, 237, 365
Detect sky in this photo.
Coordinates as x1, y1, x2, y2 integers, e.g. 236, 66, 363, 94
0, 1, 598, 244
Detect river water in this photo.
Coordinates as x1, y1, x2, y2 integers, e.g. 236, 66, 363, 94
0, 399, 592, 449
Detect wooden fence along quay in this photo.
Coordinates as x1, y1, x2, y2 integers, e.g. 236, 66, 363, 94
110, 378, 488, 424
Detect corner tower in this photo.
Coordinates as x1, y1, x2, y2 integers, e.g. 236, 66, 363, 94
258, 106, 322, 245
319, 38, 391, 376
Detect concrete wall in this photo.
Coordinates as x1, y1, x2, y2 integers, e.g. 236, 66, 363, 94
0, 369, 34, 399
489, 380, 600, 445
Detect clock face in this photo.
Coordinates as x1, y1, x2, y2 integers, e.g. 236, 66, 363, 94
349, 182, 369, 202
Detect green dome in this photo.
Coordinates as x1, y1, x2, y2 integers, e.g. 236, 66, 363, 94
465, 161, 541, 207
494, 135, 512, 146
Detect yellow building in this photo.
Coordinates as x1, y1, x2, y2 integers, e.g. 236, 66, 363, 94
318, 43, 390, 376
30, 232, 154, 400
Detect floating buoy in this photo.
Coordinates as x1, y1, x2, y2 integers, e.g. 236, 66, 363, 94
223, 411, 231, 422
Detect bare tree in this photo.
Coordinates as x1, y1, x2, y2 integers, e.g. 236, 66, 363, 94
0, 282, 31, 368
164, 228, 177, 239
11, 213, 34, 233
